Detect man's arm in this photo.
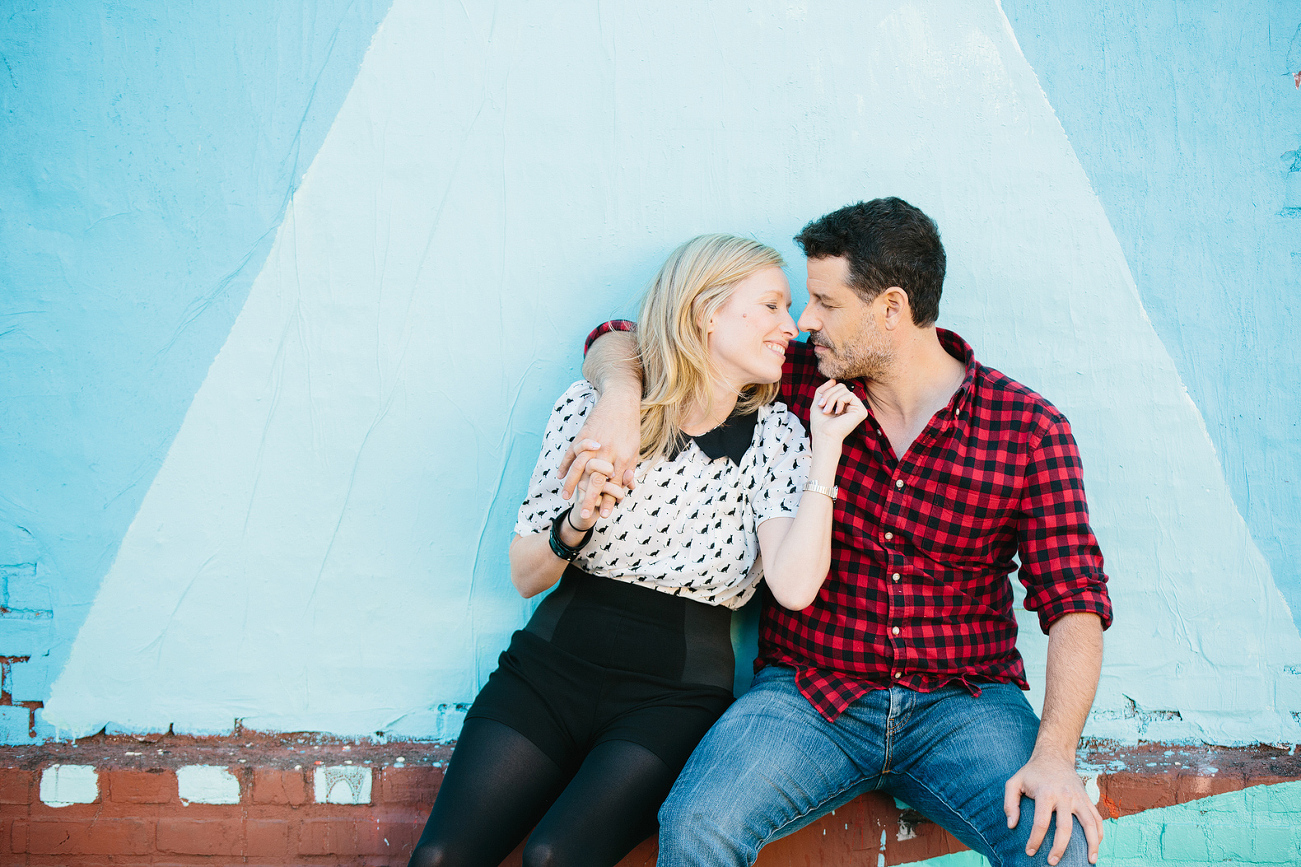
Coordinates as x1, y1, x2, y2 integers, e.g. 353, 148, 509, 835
1004, 612, 1105, 866
1008, 414, 1111, 865
557, 330, 643, 521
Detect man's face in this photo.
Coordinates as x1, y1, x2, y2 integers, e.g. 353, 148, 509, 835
797, 256, 892, 381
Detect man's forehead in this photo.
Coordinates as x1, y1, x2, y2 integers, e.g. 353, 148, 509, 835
805, 255, 853, 293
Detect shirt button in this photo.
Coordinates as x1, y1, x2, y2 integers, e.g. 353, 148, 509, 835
891, 626, 900, 636
892, 573, 901, 582
884, 532, 893, 541
893, 671, 902, 679
895, 479, 904, 489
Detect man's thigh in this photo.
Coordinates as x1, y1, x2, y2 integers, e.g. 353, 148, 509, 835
657, 667, 884, 867
886, 684, 1089, 867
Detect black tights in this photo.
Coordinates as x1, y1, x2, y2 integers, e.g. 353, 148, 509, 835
408, 718, 678, 867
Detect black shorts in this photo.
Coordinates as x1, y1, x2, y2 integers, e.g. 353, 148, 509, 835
465, 567, 736, 775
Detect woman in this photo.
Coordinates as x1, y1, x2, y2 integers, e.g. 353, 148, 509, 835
409, 235, 866, 867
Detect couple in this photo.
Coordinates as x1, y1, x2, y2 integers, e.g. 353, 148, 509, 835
411, 198, 1112, 867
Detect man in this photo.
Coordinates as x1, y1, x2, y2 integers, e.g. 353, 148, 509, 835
562, 198, 1112, 866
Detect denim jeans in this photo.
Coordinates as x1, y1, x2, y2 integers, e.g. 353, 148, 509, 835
657, 666, 1088, 867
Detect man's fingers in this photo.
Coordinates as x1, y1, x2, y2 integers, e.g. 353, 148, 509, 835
559, 440, 601, 499
1026, 800, 1052, 857
1083, 803, 1104, 864
1045, 806, 1071, 865
1003, 777, 1022, 828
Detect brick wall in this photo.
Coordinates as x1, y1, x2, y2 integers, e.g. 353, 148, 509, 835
1, 735, 1298, 865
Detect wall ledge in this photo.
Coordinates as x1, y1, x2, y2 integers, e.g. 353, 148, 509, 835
0, 734, 1297, 865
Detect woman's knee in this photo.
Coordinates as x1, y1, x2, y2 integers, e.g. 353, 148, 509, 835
520, 838, 559, 867
407, 842, 467, 867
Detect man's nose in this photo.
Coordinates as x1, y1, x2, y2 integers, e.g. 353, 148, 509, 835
796, 308, 816, 334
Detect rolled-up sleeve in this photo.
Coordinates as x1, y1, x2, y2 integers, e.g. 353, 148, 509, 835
1017, 416, 1113, 633
583, 320, 636, 355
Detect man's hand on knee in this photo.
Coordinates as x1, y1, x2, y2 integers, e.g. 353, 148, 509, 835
1003, 754, 1103, 865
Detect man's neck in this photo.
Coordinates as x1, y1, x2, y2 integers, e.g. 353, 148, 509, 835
862, 327, 965, 459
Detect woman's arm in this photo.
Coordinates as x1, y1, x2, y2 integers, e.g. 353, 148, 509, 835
509, 458, 627, 598
757, 381, 866, 610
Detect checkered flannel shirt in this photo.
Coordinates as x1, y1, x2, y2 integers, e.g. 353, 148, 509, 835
586, 322, 1112, 721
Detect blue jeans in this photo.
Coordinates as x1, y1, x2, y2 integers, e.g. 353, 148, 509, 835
657, 667, 1088, 867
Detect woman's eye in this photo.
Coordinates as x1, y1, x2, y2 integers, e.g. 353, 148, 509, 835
766, 304, 779, 311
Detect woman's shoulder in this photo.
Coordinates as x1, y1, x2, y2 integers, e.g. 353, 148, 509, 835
755, 400, 808, 439
744, 401, 809, 463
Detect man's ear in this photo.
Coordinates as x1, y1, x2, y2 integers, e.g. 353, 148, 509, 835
879, 287, 909, 330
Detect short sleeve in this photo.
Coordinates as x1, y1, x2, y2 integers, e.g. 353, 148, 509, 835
514, 381, 598, 537
751, 407, 810, 524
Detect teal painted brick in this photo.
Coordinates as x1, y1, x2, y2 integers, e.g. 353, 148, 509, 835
1160, 823, 1210, 861
31, 708, 56, 742
1099, 821, 1146, 860
1201, 788, 1247, 813
1252, 826, 1300, 863
1, 562, 52, 611
1247, 782, 1301, 817
0, 705, 35, 745
0, 613, 53, 656
7, 654, 50, 703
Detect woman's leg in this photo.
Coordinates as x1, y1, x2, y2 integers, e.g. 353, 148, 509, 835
408, 718, 569, 867
522, 739, 678, 867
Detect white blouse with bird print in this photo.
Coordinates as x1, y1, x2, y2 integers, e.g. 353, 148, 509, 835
515, 380, 810, 610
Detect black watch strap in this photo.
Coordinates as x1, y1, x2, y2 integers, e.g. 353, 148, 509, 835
549, 508, 594, 561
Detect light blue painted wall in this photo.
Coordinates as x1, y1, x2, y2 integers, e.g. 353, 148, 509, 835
2, 0, 1299, 753
0, 1, 392, 740
1002, 1, 1301, 624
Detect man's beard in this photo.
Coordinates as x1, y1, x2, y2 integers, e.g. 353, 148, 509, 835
808, 331, 892, 381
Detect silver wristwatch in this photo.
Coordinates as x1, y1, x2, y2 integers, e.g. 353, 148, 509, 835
803, 480, 838, 501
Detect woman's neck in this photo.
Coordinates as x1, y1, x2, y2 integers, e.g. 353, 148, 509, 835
681, 379, 741, 436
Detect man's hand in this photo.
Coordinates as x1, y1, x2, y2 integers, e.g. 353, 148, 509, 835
557, 392, 639, 520
1004, 753, 1104, 865
564, 457, 629, 531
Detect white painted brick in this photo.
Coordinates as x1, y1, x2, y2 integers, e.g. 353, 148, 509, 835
314, 765, 372, 805
176, 764, 241, 804
40, 764, 99, 806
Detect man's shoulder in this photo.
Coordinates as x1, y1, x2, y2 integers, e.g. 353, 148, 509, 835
970, 361, 1070, 436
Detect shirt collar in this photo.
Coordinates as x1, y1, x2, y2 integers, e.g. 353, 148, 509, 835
671, 408, 759, 464
935, 328, 978, 419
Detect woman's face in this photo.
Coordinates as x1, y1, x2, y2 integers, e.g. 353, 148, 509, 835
706, 266, 798, 388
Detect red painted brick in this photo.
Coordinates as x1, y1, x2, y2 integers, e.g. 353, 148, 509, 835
246, 818, 291, 857
107, 768, 177, 804
20, 817, 154, 855
1174, 772, 1245, 804
0, 768, 34, 805
252, 767, 307, 805
297, 817, 387, 856
380, 765, 442, 804
156, 817, 244, 855
1100, 771, 1179, 817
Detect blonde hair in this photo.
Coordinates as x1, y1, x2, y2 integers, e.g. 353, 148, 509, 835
636, 234, 786, 461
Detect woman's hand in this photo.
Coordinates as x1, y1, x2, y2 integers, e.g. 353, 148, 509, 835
566, 458, 629, 532
808, 380, 868, 445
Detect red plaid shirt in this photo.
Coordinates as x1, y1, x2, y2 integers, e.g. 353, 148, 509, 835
586, 323, 1112, 721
